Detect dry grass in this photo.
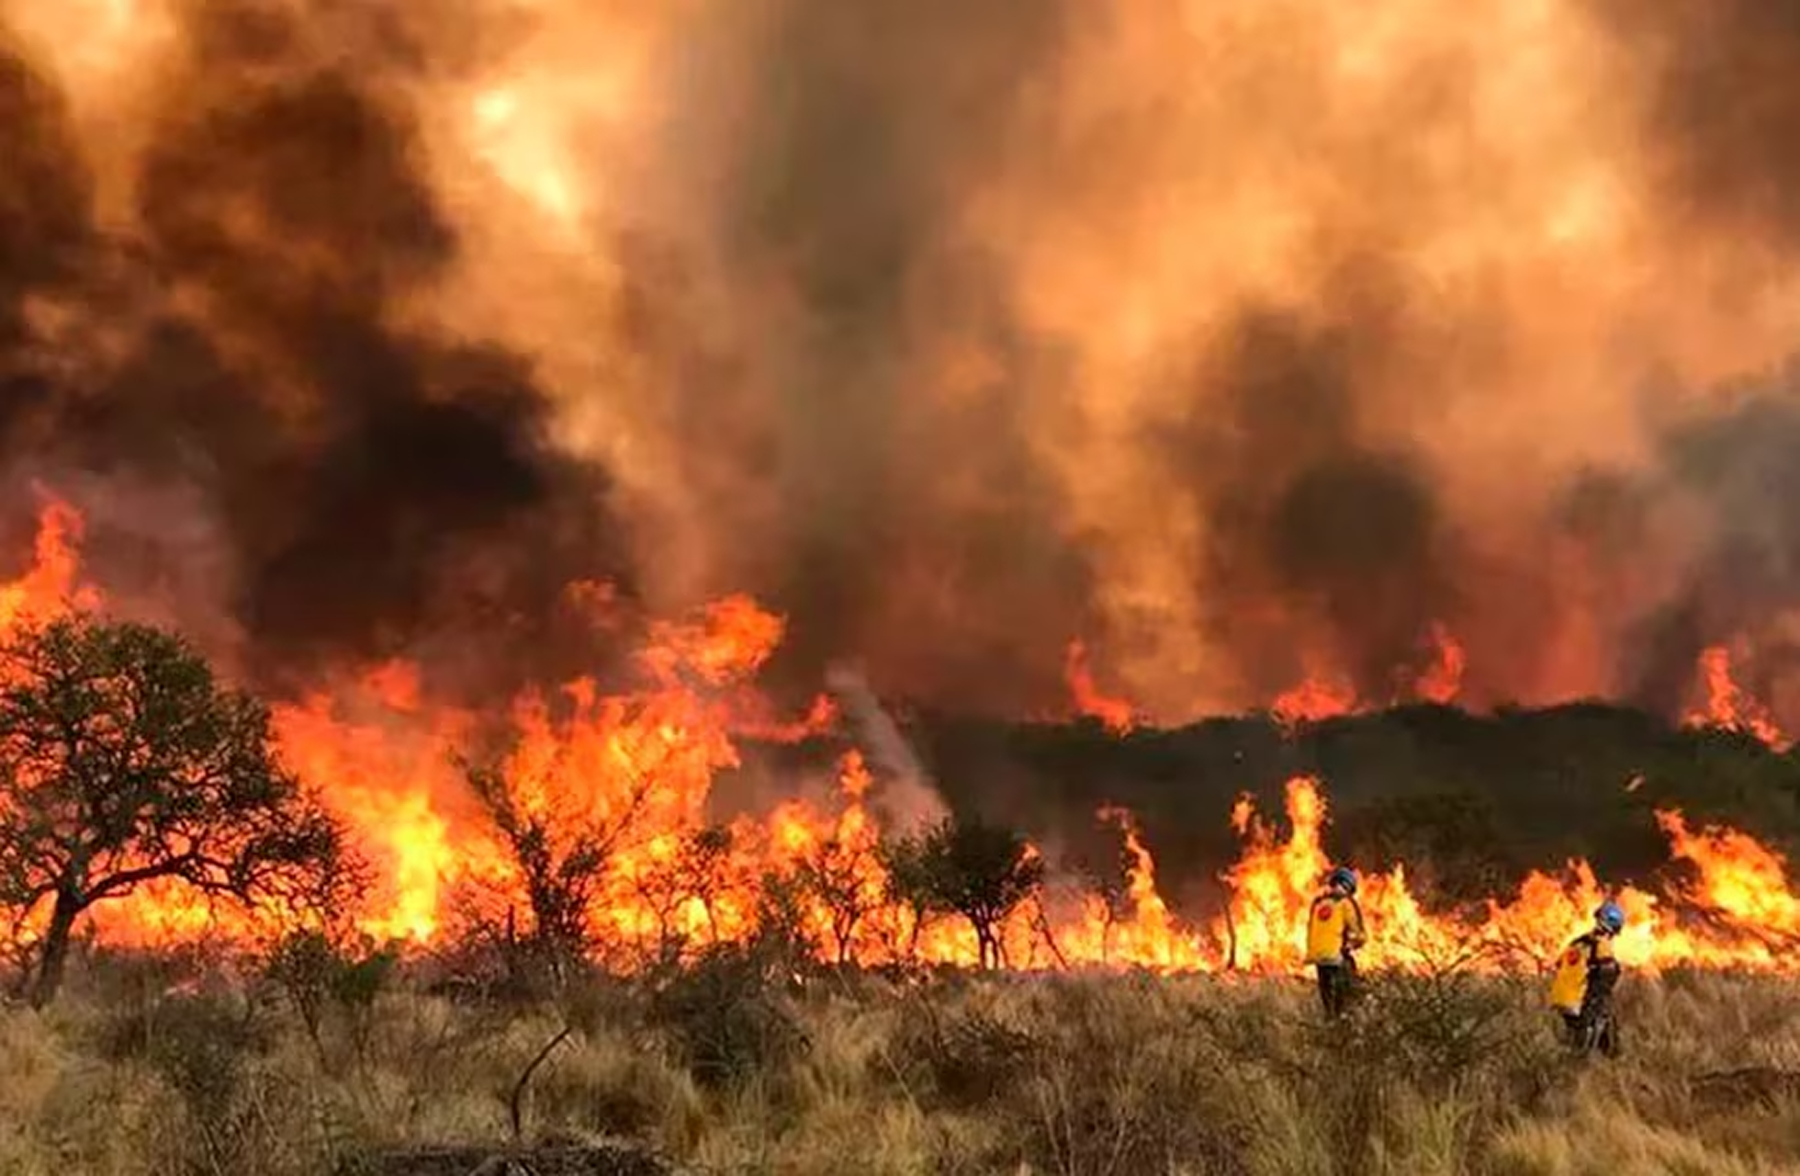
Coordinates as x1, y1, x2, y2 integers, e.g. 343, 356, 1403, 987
0, 954, 1796, 1175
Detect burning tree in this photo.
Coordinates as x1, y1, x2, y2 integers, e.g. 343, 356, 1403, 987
898, 816, 1045, 969
878, 834, 935, 961
465, 759, 611, 976
459, 730, 665, 977
0, 615, 350, 1006
451, 597, 800, 974
466, 765, 586, 954
623, 825, 738, 963
794, 832, 884, 966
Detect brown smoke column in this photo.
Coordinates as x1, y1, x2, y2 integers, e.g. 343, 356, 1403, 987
5, 0, 1800, 727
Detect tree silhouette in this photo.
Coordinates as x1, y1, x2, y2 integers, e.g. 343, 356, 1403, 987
794, 833, 883, 966
879, 834, 935, 961
0, 615, 349, 1006
460, 739, 663, 977
627, 825, 736, 962
897, 817, 1044, 969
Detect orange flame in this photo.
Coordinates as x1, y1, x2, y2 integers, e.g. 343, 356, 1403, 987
1057, 806, 1209, 971
1064, 639, 1136, 734
0, 496, 96, 635
4, 502, 1800, 978
1269, 674, 1358, 731
1685, 645, 1787, 749
1414, 622, 1466, 705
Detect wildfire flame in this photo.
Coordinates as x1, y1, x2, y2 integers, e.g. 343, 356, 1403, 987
1064, 639, 1136, 735
0, 495, 94, 633
1269, 673, 1358, 731
1414, 622, 1466, 705
1685, 645, 1788, 750
4, 502, 1800, 977
1268, 622, 1465, 731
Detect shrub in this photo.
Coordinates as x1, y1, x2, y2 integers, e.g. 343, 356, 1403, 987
646, 944, 809, 1092
90, 989, 280, 1173
890, 993, 1040, 1111
265, 930, 398, 1067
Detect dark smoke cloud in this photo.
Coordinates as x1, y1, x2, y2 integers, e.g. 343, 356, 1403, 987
1159, 283, 1458, 703
7, 0, 1800, 739
0, 33, 91, 433
623, 3, 1576, 721
0, 4, 636, 695
1267, 453, 1444, 683
646, 0, 1093, 715
1627, 379, 1800, 713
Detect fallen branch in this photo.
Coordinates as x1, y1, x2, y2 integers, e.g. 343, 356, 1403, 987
509, 1025, 574, 1146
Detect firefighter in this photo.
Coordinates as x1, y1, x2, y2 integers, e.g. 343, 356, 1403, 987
1305, 865, 1367, 1018
1548, 899, 1625, 1056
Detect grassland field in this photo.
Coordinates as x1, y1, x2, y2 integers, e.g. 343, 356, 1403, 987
2, 945, 1798, 1176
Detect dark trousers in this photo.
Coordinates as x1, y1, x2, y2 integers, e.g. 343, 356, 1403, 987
1561, 1004, 1619, 1056
1316, 958, 1357, 1018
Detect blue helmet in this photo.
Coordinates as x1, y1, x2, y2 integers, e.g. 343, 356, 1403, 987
1327, 866, 1358, 895
1595, 900, 1625, 935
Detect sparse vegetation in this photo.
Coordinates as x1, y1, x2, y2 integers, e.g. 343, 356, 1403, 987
1, 949, 1797, 1175
0, 610, 1797, 1173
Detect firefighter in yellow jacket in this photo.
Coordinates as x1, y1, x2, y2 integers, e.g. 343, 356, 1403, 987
1549, 900, 1624, 1055
1305, 866, 1367, 1018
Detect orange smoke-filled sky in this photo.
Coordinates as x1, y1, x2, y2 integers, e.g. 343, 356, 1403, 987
3, 0, 1800, 727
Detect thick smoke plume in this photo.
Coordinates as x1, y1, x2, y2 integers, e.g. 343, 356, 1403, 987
0, 1, 636, 697
4, 0, 1800, 728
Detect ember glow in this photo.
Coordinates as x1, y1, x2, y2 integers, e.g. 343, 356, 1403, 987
6, 504, 1799, 977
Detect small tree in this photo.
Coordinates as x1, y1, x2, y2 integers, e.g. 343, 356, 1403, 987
625, 824, 738, 964
678, 825, 735, 946
880, 834, 936, 961
1072, 841, 1136, 965
464, 761, 603, 980
265, 928, 398, 1067
460, 743, 662, 979
0, 614, 349, 1006
795, 834, 882, 966
900, 816, 1044, 969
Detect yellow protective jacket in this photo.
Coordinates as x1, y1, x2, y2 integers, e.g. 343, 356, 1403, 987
1304, 892, 1366, 966
1548, 931, 1616, 1014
